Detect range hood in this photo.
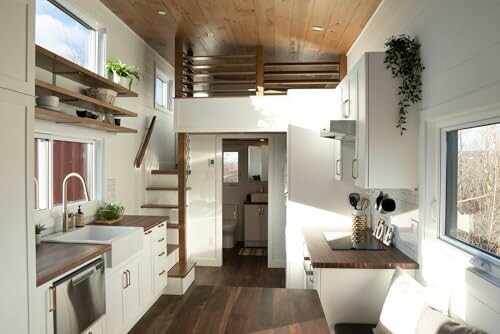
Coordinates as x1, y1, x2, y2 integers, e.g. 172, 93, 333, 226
320, 120, 356, 142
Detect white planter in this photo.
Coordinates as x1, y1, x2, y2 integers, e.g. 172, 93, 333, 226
36, 234, 41, 245
112, 72, 121, 84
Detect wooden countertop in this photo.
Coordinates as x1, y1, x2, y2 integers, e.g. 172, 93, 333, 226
167, 285, 330, 334
91, 215, 168, 231
36, 242, 110, 287
303, 227, 419, 269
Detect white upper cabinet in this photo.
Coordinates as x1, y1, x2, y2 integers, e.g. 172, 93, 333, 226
0, 0, 34, 96
345, 52, 418, 189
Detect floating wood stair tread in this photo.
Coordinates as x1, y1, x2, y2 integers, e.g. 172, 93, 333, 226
167, 223, 179, 229
182, 63, 255, 69
141, 204, 179, 209
167, 244, 179, 255
151, 169, 191, 175
146, 187, 191, 191
183, 89, 255, 94
35, 107, 137, 133
182, 71, 256, 76
265, 79, 340, 85
182, 55, 255, 60
184, 80, 256, 85
168, 261, 196, 278
36, 45, 138, 97
35, 80, 137, 117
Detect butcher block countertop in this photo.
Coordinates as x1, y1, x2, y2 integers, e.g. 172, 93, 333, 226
303, 227, 419, 269
36, 242, 110, 286
167, 285, 330, 334
91, 215, 168, 231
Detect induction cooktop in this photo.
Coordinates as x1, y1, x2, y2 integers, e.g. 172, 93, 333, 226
323, 231, 386, 250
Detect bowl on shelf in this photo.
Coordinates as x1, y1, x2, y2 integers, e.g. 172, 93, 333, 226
76, 110, 99, 119
36, 95, 60, 110
85, 88, 118, 104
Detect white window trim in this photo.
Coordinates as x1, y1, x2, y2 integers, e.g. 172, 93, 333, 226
439, 117, 500, 266
423, 104, 500, 282
155, 65, 172, 112
34, 132, 103, 211
38, 0, 106, 74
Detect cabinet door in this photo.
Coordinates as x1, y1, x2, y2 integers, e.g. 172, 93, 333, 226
339, 78, 351, 120
260, 206, 268, 241
334, 140, 343, 181
105, 270, 125, 334
139, 230, 154, 309
244, 205, 261, 242
0, 0, 34, 95
33, 282, 54, 334
123, 260, 141, 327
353, 56, 368, 188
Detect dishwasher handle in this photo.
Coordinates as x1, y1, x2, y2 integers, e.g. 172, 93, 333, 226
71, 267, 96, 286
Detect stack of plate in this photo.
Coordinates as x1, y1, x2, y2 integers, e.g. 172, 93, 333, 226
36, 96, 60, 111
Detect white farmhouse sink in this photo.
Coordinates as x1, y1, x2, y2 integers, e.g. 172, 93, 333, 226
250, 193, 268, 203
43, 225, 143, 268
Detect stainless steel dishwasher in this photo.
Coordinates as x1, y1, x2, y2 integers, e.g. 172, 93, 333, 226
53, 258, 106, 334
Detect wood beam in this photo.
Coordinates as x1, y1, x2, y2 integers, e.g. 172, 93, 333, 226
339, 55, 347, 81
175, 38, 184, 98
177, 133, 187, 262
256, 45, 264, 96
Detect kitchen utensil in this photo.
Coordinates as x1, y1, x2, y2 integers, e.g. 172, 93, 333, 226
359, 198, 370, 210
349, 193, 360, 209
375, 191, 384, 210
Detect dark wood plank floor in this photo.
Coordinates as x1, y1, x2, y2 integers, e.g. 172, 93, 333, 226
129, 245, 286, 334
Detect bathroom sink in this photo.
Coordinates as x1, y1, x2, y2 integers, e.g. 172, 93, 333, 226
250, 193, 268, 203
43, 225, 143, 268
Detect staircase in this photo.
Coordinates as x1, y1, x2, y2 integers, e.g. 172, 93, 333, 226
141, 167, 195, 295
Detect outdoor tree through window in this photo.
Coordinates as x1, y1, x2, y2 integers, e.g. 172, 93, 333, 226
223, 152, 239, 184
445, 122, 500, 258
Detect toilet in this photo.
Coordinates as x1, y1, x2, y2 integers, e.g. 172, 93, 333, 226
223, 204, 239, 248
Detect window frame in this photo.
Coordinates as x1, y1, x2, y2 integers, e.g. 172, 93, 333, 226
223, 151, 240, 185
439, 116, 500, 266
34, 132, 102, 211
154, 66, 173, 112
35, 0, 107, 74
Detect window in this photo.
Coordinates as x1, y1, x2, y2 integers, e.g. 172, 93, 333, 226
223, 152, 239, 184
35, 135, 97, 210
155, 68, 173, 111
35, 0, 104, 72
443, 121, 500, 260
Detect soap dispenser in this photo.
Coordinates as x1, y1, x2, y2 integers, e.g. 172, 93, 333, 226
75, 205, 85, 227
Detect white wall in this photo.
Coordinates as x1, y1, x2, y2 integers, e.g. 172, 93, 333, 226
34, 0, 176, 232
348, 0, 500, 331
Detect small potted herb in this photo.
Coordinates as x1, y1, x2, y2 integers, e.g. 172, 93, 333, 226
97, 202, 125, 221
105, 59, 142, 90
35, 224, 46, 245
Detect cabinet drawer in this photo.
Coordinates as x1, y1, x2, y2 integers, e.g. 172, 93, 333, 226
154, 236, 167, 253
154, 249, 168, 273
153, 222, 167, 239
154, 267, 168, 294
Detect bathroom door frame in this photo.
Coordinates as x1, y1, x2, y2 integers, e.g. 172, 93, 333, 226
216, 133, 286, 268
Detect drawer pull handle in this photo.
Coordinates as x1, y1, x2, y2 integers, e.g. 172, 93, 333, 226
159, 270, 166, 276
145, 230, 152, 235
158, 251, 165, 257
335, 159, 341, 176
158, 237, 165, 243
158, 223, 165, 228
49, 286, 56, 312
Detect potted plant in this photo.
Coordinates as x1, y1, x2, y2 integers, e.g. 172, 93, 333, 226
97, 202, 125, 221
384, 34, 425, 134
105, 59, 142, 90
35, 224, 46, 245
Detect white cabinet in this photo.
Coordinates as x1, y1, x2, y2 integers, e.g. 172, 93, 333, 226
152, 222, 168, 295
83, 316, 105, 334
139, 229, 154, 308
344, 52, 418, 189
33, 282, 55, 334
105, 256, 141, 334
244, 204, 268, 247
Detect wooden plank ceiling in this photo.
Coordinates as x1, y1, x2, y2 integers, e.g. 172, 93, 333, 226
100, 0, 381, 64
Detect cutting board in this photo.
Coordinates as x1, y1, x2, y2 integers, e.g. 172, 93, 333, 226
93, 215, 124, 225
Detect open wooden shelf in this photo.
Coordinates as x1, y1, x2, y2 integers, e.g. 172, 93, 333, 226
35, 107, 137, 133
35, 80, 137, 117
36, 45, 138, 97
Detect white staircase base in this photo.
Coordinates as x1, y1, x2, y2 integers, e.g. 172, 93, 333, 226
166, 268, 195, 295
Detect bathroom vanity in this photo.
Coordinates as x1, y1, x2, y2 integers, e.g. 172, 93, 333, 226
244, 203, 268, 247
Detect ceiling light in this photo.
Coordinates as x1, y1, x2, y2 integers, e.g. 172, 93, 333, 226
312, 26, 324, 32
158, 10, 167, 16
259, 139, 265, 142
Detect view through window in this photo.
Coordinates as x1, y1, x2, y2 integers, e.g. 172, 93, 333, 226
36, 0, 95, 70
445, 122, 500, 259
223, 152, 239, 184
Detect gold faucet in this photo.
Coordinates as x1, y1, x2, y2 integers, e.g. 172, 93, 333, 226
62, 172, 90, 232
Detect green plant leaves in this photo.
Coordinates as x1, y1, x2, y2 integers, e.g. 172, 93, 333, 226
384, 34, 425, 135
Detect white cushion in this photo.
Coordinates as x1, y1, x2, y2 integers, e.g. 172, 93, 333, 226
373, 267, 429, 334
416, 306, 487, 334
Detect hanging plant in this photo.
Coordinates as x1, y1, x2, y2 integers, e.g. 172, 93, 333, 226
384, 34, 425, 134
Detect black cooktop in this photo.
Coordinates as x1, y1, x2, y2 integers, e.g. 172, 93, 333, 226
323, 231, 386, 250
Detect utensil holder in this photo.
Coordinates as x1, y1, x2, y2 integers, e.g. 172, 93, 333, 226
352, 209, 367, 232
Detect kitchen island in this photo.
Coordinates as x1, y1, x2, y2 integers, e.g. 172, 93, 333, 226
167, 285, 330, 334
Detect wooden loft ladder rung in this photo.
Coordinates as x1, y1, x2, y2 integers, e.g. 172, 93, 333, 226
168, 261, 196, 278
